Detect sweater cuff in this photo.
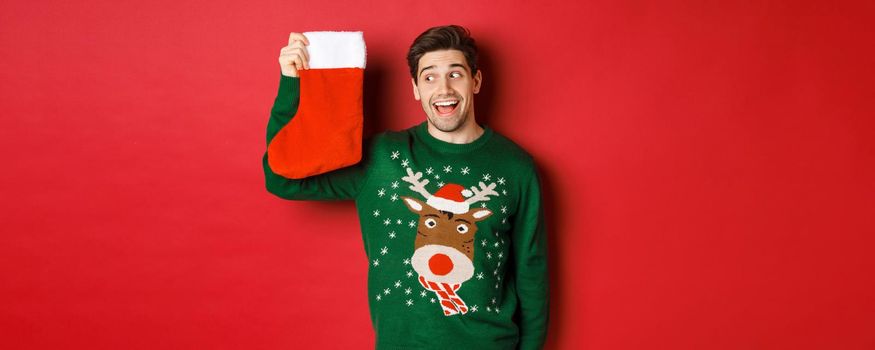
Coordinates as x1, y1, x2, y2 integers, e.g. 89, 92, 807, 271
279, 73, 299, 91
272, 73, 300, 117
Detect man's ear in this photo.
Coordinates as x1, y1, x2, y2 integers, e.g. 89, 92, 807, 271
411, 78, 421, 101
473, 69, 482, 94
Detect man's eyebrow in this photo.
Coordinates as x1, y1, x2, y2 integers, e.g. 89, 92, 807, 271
419, 63, 469, 76
419, 65, 436, 76
449, 63, 469, 72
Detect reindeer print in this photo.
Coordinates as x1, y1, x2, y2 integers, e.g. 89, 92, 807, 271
399, 167, 497, 316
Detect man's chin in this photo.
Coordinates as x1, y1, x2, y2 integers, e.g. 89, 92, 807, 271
428, 115, 465, 133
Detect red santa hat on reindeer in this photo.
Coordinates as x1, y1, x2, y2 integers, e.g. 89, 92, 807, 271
426, 183, 475, 214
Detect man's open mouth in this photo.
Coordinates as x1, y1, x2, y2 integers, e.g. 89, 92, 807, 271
432, 99, 459, 116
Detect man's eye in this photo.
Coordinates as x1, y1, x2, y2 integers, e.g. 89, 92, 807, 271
424, 76, 434, 82
451, 72, 461, 78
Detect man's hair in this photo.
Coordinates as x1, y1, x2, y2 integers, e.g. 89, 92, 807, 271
407, 25, 479, 84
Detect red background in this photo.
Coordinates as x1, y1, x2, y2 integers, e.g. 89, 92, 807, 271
2, 1, 874, 349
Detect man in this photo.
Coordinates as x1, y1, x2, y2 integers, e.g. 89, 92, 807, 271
264, 25, 549, 350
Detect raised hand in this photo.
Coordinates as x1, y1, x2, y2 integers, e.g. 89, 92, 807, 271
278, 32, 310, 77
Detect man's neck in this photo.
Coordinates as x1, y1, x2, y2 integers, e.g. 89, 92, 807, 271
426, 119, 485, 145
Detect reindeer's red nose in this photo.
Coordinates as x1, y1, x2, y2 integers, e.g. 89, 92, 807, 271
428, 254, 454, 276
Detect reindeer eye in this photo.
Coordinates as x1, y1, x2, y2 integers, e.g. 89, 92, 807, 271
456, 224, 469, 234
425, 218, 437, 228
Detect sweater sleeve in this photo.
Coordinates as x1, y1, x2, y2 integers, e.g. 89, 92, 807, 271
511, 166, 550, 350
262, 73, 369, 201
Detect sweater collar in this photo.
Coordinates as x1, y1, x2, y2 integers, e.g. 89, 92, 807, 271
413, 121, 494, 154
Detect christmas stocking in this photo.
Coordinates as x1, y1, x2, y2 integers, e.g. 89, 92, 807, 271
268, 31, 366, 179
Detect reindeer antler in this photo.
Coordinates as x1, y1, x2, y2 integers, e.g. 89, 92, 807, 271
402, 167, 432, 199
464, 181, 498, 204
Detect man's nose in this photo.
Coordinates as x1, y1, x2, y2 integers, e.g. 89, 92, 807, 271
436, 78, 452, 94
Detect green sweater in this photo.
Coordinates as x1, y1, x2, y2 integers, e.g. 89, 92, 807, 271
263, 74, 549, 350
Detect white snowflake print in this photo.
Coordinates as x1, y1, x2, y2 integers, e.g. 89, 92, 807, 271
491, 297, 496, 304
502, 217, 507, 224
486, 306, 492, 312
394, 280, 402, 288
377, 188, 385, 197
497, 275, 502, 281
497, 261, 502, 268
389, 231, 396, 239
376, 294, 382, 301
481, 202, 488, 208
471, 305, 478, 312
373, 210, 381, 217
443, 165, 452, 173
380, 246, 388, 255
437, 181, 445, 187
500, 206, 507, 214
396, 219, 402, 225
372, 259, 380, 267
481, 239, 487, 247
384, 288, 391, 295
495, 283, 499, 289
498, 177, 505, 185
405, 287, 412, 295
401, 159, 409, 168
498, 252, 504, 259
383, 219, 390, 226
420, 290, 427, 297
426, 167, 434, 175
406, 299, 414, 307
403, 258, 411, 265
476, 272, 485, 280
430, 298, 436, 303
461, 167, 470, 175
390, 194, 399, 202
495, 307, 500, 313
391, 151, 400, 160
502, 189, 507, 195
482, 173, 491, 181
493, 268, 499, 276
434, 174, 440, 180
406, 270, 413, 277
391, 181, 399, 189
486, 252, 492, 259
408, 220, 416, 228
494, 241, 499, 248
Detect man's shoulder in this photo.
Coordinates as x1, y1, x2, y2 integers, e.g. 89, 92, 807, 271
360, 125, 418, 163
364, 124, 417, 147
486, 127, 537, 168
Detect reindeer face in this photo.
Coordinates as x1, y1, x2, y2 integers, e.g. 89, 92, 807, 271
402, 196, 492, 284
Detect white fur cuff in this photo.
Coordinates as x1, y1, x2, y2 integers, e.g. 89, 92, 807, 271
302, 31, 366, 69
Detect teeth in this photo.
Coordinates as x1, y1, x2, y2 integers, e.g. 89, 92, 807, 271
434, 101, 459, 107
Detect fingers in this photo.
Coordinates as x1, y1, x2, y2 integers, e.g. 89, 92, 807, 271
280, 32, 311, 75
284, 33, 310, 70
293, 54, 304, 71
288, 32, 310, 46
280, 53, 304, 71
281, 45, 309, 62
294, 44, 309, 70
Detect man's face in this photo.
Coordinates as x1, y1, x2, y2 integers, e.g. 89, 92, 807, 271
412, 50, 482, 133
